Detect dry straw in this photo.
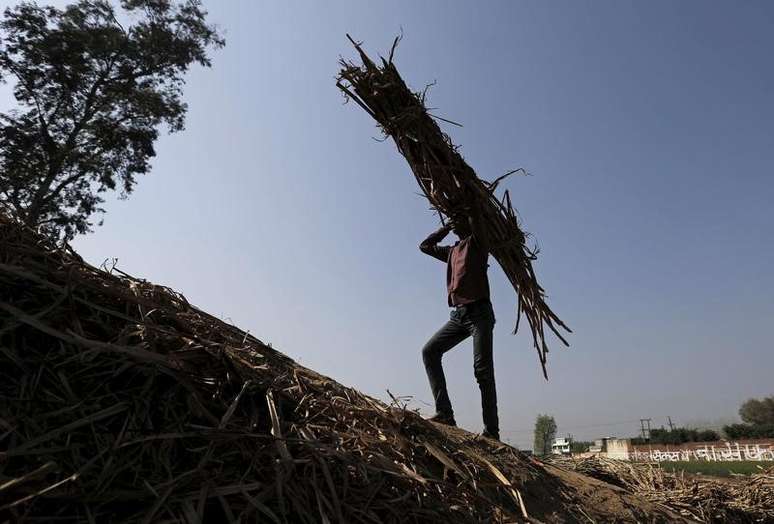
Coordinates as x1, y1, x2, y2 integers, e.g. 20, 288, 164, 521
0, 214, 591, 523
547, 455, 774, 522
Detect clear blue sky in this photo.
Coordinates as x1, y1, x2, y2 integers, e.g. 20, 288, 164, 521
13, 1, 774, 448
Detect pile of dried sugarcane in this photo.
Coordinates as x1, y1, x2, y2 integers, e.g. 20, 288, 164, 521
547, 456, 774, 522
337, 36, 571, 378
1, 214, 604, 523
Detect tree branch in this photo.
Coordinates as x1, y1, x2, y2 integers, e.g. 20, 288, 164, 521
5, 62, 56, 158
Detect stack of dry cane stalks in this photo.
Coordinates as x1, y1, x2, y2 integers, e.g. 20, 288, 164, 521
337, 36, 570, 378
548, 455, 774, 522
0, 214, 581, 523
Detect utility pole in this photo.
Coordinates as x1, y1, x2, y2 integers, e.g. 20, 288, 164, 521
640, 418, 652, 440
667, 416, 675, 432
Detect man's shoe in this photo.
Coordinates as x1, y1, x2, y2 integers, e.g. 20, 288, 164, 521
428, 412, 457, 427
482, 429, 500, 441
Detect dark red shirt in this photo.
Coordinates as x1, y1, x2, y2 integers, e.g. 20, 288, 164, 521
420, 226, 490, 307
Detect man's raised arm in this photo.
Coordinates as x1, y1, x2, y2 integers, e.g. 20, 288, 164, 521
420, 224, 452, 262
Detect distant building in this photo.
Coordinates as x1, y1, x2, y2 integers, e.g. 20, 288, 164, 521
606, 438, 634, 460
588, 437, 615, 454
552, 437, 572, 455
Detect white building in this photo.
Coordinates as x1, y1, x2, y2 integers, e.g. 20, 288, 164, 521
552, 437, 572, 455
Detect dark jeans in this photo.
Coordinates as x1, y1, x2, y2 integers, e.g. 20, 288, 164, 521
422, 300, 499, 434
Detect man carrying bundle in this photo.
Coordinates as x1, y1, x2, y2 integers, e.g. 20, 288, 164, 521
419, 212, 499, 440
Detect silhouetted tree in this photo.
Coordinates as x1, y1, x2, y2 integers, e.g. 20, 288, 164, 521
739, 396, 774, 426
0, 1, 224, 241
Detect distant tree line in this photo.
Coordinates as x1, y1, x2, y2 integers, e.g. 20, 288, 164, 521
723, 423, 774, 439
631, 427, 720, 446
721, 396, 774, 439
530, 398, 773, 452
629, 396, 774, 445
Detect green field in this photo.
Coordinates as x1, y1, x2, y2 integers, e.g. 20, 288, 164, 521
658, 461, 774, 477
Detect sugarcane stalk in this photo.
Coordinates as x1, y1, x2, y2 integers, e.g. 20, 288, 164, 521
337, 36, 571, 378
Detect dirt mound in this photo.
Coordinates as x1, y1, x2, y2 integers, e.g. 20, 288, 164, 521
0, 216, 682, 523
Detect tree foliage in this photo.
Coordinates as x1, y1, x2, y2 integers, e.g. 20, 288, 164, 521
723, 423, 774, 439
739, 396, 774, 426
647, 427, 720, 445
719, 396, 774, 439
0, 0, 223, 241
533, 414, 557, 456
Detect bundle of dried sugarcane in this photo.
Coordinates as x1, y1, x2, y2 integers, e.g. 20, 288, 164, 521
337, 36, 570, 378
547, 456, 774, 522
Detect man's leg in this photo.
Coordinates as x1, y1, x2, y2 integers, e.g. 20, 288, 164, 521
470, 306, 499, 437
422, 315, 469, 421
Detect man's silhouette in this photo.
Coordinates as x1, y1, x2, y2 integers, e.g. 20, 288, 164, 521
419, 213, 499, 440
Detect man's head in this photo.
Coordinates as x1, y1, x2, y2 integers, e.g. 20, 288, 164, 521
449, 214, 472, 238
